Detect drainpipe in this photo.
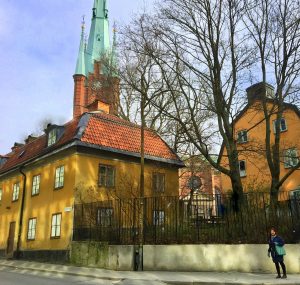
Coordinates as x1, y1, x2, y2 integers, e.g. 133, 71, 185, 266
16, 165, 26, 259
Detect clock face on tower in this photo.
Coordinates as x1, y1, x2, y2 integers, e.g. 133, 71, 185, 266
91, 80, 102, 91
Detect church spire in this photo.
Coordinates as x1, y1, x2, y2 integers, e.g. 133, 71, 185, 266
86, 0, 110, 74
75, 17, 86, 76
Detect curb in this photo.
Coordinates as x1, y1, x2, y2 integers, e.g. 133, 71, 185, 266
0, 262, 299, 285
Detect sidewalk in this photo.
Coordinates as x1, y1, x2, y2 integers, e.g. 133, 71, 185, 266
0, 259, 299, 285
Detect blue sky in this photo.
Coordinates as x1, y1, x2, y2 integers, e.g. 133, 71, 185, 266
0, 0, 154, 154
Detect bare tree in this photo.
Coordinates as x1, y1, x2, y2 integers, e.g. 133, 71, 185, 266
121, 0, 254, 209
244, 0, 300, 204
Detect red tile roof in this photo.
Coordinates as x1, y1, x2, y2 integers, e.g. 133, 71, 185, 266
0, 112, 182, 174
81, 113, 180, 161
0, 119, 79, 174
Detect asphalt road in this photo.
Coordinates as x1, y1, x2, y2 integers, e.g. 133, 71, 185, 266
0, 266, 118, 285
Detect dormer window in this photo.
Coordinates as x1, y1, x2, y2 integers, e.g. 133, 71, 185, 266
48, 129, 57, 146
45, 124, 65, 147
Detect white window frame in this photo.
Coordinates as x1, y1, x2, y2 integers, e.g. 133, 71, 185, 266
284, 148, 299, 168
32, 175, 41, 196
97, 208, 113, 226
237, 130, 248, 143
98, 165, 115, 188
27, 218, 37, 240
273, 118, 287, 133
51, 213, 62, 238
239, 160, 247, 177
153, 210, 165, 226
54, 166, 64, 189
0, 188, 2, 201
48, 129, 57, 146
12, 182, 20, 201
153, 173, 165, 192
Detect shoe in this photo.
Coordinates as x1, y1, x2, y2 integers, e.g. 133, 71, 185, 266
276, 275, 281, 279
282, 274, 287, 279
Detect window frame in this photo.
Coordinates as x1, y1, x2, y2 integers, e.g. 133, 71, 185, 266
50, 213, 62, 239
96, 207, 114, 227
54, 166, 65, 189
239, 160, 247, 177
153, 210, 165, 226
48, 129, 57, 146
98, 164, 116, 188
273, 118, 288, 133
31, 174, 41, 196
237, 130, 248, 143
27, 217, 37, 241
152, 172, 165, 193
12, 182, 20, 202
284, 148, 299, 169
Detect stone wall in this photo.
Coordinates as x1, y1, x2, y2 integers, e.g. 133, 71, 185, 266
70, 242, 134, 271
70, 242, 300, 273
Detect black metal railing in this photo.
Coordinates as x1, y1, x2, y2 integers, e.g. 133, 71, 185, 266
73, 192, 300, 244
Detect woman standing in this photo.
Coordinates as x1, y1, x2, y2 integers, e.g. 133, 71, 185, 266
268, 227, 287, 279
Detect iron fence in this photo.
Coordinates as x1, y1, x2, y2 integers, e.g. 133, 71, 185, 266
73, 192, 300, 244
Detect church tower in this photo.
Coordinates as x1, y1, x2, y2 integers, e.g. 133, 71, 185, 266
73, 0, 119, 118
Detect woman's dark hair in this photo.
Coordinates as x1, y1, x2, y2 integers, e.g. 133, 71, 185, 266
270, 227, 277, 233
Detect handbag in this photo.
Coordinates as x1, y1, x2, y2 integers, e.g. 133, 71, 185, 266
275, 245, 286, 256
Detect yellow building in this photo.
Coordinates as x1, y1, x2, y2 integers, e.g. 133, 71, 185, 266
0, 113, 183, 260
220, 82, 300, 196
0, 0, 183, 261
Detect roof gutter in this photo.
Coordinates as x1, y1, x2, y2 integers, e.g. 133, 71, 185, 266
16, 165, 26, 259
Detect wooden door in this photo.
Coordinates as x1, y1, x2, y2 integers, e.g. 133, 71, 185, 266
6, 222, 16, 258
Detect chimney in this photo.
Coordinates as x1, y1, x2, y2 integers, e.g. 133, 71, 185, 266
73, 74, 87, 118
246, 82, 274, 104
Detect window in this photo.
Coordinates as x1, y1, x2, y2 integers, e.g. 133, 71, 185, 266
237, 130, 248, 143
284, 148, 299, 168
153, 173, 165, 192
98, 165, 115, 188
51, 213, 61, 238
273, 118, 287, 133
239, 160, 246, 177
0, 189, 2, 201
48, 129, 57, 146
97, 208, 113, 226
32, 175, 41, 196
153, 210, 165, 226
27, 218, 37, 240
12, 182, 20, 201
54, 166, 64, 189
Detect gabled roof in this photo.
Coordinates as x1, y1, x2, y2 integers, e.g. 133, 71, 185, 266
217, 100, 300, 164
0, 112, 183, 175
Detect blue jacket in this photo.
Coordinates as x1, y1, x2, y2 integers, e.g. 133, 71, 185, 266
268, 235, 285, 262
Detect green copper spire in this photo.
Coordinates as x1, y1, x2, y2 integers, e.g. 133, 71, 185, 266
86, 0, 110, 74
75, 17, 87, 76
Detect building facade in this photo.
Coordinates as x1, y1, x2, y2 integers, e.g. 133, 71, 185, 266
0, 0, 183, 261
220, 82, 300, 196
